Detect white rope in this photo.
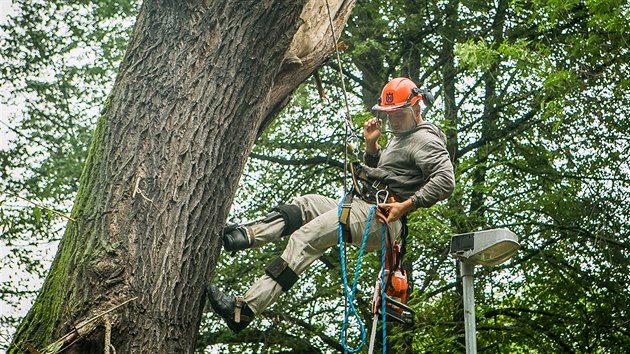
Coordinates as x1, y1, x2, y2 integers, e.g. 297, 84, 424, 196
324, 0, 360, 194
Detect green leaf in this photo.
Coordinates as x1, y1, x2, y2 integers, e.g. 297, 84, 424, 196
33, 204, 41, 225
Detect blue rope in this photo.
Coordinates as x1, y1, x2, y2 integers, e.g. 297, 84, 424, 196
338, 195, 378, 353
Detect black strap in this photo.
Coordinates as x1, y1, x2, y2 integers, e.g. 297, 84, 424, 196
386, 215, 409, 291
272, 204, 303, 236
400, 215, 409, 268
385, 228, 395, 290
265, 257, 299, 291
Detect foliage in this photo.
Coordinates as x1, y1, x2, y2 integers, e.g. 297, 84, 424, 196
1, 0, 629, 352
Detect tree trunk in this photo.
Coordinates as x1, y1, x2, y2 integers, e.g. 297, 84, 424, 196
468, 0, 507, 221
10, 0, 355, 352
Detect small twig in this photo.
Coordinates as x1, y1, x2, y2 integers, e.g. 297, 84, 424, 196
2, 191, 76, 222
131, 175, 141, 198
104, 316, 112, 354
25, 343, 41, 354
83, 297, 138, 327
132, 175, 153, 203
51, 297, 138, 354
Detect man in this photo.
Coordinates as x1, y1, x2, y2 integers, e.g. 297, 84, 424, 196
207, 77, 456, 333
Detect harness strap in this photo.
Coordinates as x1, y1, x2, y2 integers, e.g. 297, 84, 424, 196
395, 215, 409, 272
234, 296, 252, 324
350, 162, 404, 204
339, 193, 354, 242
265, 257, 299, 291
272, 204, 303, 236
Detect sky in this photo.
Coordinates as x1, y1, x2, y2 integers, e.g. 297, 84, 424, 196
0, 1, 34, 348
0, 0, 17, 151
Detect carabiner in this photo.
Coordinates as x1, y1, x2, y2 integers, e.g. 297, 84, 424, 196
375, 189, 389, 206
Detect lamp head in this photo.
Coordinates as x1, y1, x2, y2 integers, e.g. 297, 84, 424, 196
450, 229, 520, 266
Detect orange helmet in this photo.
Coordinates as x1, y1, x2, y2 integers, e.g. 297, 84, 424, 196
372, 77, 433, 112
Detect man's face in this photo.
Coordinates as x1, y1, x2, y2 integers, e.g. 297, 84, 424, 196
385, 107, 417, 134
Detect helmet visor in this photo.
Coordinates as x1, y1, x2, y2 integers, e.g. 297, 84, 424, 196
371, 102, 411, 112
373, 107, 417, 135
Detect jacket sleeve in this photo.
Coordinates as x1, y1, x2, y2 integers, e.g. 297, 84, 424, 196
363, 150, 381, 167
409, 138, 455, 209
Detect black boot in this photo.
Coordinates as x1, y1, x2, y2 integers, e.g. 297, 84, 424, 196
222, 225, 252, 252
206, 284, 254, 333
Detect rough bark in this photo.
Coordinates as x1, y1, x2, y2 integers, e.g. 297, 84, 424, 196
9, 0, 355, 353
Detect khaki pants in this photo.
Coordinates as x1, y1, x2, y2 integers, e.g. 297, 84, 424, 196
243, 194, 402, 315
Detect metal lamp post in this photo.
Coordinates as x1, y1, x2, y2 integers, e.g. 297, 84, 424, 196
449, 229, 520, 354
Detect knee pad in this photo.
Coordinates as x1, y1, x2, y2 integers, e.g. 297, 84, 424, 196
271, 204, 302, 236
265, 257, 299, 291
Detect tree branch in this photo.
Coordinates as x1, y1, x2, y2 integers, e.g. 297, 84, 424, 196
249, 152, 344, 169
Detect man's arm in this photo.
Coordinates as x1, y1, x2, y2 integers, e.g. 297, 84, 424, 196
410, 139, 456, 209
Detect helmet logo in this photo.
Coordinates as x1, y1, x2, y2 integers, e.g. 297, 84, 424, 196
385, 92, 394, 104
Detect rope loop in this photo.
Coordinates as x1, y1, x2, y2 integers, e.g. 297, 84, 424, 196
338, 195, 388, 353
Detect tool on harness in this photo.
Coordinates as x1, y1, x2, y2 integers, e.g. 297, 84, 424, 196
370, 240, 414, 325
371, 197, 413, 324
367, 213, 414, 354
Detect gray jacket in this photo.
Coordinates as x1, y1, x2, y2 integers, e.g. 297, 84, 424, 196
363, 122, 455, 209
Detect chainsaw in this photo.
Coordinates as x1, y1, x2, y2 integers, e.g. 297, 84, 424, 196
367, 239, 415, 353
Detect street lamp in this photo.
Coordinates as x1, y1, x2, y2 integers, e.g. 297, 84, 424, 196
449, 229, 520, 354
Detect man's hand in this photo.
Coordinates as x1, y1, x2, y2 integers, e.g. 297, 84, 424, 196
364, 118, 381, 155
378, 199, 415, 223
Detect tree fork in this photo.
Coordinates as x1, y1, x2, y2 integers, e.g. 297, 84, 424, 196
10, 0, 355, 352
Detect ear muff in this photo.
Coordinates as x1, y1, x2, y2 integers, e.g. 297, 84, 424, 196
409, 87, 434, 108
419, 88, 434, 108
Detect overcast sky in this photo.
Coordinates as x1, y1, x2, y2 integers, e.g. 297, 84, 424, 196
0, 0, 17, 150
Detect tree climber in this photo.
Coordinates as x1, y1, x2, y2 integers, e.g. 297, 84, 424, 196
206, 77, 456, 333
